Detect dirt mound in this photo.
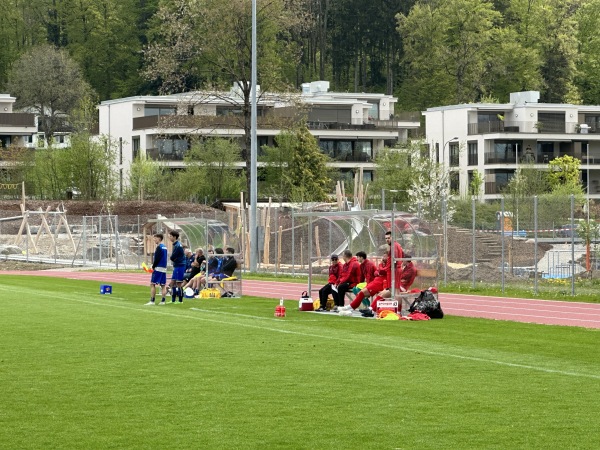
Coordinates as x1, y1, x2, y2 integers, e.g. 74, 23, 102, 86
0, 200, 215, 217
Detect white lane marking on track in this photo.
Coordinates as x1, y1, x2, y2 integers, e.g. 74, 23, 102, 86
48, 295, 600, 381
445, 308, 600, 324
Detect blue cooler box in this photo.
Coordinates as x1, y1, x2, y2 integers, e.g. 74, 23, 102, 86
100, 285, 113, 295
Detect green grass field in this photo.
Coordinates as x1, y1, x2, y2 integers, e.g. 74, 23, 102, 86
1, 276, 599, 449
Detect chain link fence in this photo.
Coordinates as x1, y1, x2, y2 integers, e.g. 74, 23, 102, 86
1, 195, 595, 295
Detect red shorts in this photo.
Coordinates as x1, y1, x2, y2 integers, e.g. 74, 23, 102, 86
366, 278, 385, 296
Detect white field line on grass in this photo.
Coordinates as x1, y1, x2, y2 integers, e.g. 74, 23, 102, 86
5, 285, 598, 381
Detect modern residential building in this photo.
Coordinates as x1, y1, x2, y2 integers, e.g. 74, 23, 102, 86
98, 81, 420, 194
423, 91, 600, 201
0, 94, 36, 150
0, 95, 71, 153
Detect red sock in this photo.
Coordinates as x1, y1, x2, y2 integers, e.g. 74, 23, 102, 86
371, 295, 383, 311
350, 291, 365, 309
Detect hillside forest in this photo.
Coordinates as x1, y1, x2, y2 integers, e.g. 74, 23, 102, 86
2, 0, 600, 110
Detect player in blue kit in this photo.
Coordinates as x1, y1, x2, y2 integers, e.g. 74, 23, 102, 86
168, 230, 186, 303
145, 233, 168, 305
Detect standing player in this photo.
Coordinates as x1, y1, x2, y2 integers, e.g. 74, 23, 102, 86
385, 230, 404, 292
145, 233, 168, 305
168, 230, 186, 303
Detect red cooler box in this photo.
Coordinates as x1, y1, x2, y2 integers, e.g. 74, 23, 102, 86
299, 298, 314, 311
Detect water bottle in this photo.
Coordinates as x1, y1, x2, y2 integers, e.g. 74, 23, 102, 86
275, 298, 286, 317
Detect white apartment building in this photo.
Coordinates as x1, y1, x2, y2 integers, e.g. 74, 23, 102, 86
423, 91, 600, 201
98, 81, 420, 194
0, 94, 36, 149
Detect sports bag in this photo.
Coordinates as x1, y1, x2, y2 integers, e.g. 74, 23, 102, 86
199, 288, 222, 299
409, 289, 444, 319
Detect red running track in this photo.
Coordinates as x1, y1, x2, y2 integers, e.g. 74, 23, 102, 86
5, 270, 600, 329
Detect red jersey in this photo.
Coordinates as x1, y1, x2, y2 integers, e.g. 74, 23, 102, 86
374, 261, 387, 279
327, 261, 342, 284
338, 256, 361, 287
398, 261, 417, 290
360, 259, 377, 284
386, 241, 404, 288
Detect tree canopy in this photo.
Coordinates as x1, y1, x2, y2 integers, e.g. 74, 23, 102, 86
6, 44, 92, 143
2, 0, 600, 107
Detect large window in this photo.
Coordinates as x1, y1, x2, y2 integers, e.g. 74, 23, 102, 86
487, 142, 517, 164
538, 142, 554, 163
449, 171, 459, 193
318, 140, 372, 161
153, 137, 189, 160
449, 143, 459, 167
585, 114, 600, 132
468, 142, 478, 165
132, 136, 140, 160
485, 169, 514, 194
340, 169, 373, 183
145, 106, 176, 116
0, 136, 11, 147
367, 103, 379, 120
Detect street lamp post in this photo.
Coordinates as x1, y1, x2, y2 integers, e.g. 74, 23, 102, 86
249, 0, 258, 271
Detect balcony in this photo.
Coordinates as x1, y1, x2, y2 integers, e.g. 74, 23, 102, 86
134, 113, 418, 133
468, 120, 578, 135
485, 152, 551, 164
485, 182, 506, 195
146, 147, 186, 161
0, 113, 35, 127
133, 114, 297, 131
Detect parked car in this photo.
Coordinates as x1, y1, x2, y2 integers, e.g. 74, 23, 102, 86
556, 224, 579, 238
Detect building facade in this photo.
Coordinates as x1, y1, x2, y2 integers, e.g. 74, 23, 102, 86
98, 81, 420, 194
423, 91, 600, 201
0, 94, 36, 150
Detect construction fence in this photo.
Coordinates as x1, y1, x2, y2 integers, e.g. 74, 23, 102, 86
0, 194, 596, 295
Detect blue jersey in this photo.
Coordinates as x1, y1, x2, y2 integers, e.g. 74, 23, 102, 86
152, 243, 168, 273
170, 241, 186, 267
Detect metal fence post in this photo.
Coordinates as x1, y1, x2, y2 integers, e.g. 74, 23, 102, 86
501, 198, 505, 293
291, 208, 295, 277
442, 197, 447, 286
571, 194, 575, 295
275, 206, 279, 276
115, 215, 119, 270
83, 216, 87, 266
534, 196, 538, 295
472, 196, 476, 289
391, 209, 396, 297
99, 215, 103, 268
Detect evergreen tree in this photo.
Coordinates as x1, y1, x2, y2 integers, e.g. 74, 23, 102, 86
285, 127, 331, 202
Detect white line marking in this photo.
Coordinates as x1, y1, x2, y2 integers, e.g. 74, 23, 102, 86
41, 294, 600, 381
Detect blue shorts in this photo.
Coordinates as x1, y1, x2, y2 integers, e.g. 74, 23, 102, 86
151, 271, 167, 286
171, 266, 186, 282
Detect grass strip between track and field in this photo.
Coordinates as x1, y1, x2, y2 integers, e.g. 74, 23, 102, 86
1, 276, 599, 449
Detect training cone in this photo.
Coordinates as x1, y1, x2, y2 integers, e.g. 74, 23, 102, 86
142, 262, 153, 273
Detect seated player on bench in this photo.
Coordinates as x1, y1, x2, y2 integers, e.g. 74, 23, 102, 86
338, 246, 388, 316
362, 254, 416, 317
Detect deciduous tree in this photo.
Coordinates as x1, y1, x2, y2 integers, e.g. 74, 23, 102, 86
143, 0, 307, 194
6, 44, 93, 144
